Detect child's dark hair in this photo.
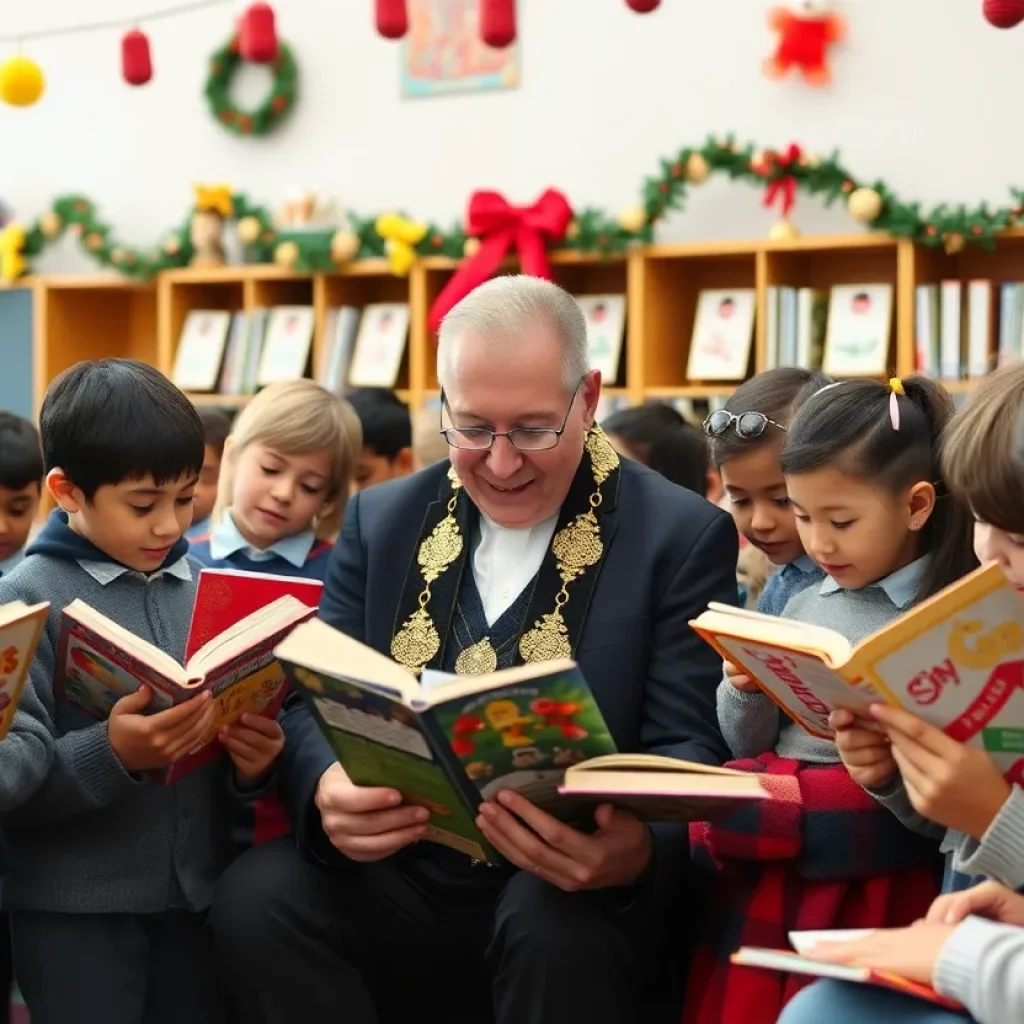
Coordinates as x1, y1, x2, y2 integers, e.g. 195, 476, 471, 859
782, 375, 977, 600
710, 367, 833, 467
0, 412, 43, 491
42, 359, 205, 500
941, 363, 1024, 533
197, 406, 233, 459
603, 403, 709, 496
346, 388, 412, 459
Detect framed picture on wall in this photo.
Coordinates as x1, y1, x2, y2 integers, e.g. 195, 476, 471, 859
400, 0, 520, 99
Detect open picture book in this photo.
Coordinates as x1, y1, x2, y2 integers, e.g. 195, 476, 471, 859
275, 619, 769, 864
691, 561, 1024, 779
57, 593, 315, 783
0, 601, 50, 742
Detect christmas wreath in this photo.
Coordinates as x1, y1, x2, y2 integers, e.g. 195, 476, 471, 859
204, 35, 298, 137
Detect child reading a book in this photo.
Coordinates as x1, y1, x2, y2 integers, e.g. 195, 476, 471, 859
186, 405, 232, 540
0, 411, 43, 576
346, 387, 414, 491
685, 376, 975, 1024
0, 359, 284, 1024
190, 379, 360, 582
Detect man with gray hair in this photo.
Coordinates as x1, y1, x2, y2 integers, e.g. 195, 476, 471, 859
212, 276, 740, 1023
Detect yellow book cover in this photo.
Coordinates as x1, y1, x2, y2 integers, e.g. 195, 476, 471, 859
0, 600, 50, 740
691, 563, 1024, 780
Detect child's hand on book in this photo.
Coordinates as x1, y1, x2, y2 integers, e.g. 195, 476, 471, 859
926, 880, 1024, 927
831, 708, 897, 788
221, 714, 284, 788
870, 704, 1012, 841
315, 763, 429, 862
725, 660, 760, 693
809, 922, 957, 986
108, 686, 216, 773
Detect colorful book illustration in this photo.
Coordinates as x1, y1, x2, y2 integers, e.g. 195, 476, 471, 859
0, 601, 50, 741
731, 941, 962, 1011
56, 595, 315, 784
822, 284, 892, 377
576, 294, 627, 382
687, 289, 756, 381
691, 562, 1024, 783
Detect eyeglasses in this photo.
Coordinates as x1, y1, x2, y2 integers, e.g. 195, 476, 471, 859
439, 378, 585, 452
703, 409, 787, 439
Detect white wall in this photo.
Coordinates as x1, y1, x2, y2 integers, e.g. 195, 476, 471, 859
3, 0, 1022, 273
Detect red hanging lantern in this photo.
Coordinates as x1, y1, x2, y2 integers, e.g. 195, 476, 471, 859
375, 0, 409, 40
626, 0, 662, 11
480, 0, 516, 47
240, 3, 278, 63
983, 0, 1024, 28
121, 29, 153, 86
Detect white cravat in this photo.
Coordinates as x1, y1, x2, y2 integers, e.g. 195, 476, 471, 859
473, 513, 558, 626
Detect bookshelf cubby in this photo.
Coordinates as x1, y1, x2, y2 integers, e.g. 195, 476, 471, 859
15, 231, 1022, 428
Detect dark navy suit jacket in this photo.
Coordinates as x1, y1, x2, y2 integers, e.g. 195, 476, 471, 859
279, 458, 740, 886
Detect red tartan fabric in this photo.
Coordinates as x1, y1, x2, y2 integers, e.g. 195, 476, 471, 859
682, 754, 942, 1024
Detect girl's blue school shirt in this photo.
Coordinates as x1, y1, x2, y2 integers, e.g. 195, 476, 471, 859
189, 511, 333, 582
756, 553, 825, 616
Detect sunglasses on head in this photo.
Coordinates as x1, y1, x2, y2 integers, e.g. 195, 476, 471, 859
702, 410, 787, 439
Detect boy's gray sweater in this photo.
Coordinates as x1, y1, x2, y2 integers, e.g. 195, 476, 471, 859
0, 542, 232, 914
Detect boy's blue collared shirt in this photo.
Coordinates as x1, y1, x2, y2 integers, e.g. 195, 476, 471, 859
818, 554, 930, 610
208, 511, 316, 570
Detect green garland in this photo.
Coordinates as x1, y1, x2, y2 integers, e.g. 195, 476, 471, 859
7, 135, 1024, 281
204, 37, 298, 137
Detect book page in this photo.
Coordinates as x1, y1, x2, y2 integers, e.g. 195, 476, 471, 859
0, 605, 47, 740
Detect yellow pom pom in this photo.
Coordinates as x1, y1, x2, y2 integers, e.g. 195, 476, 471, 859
274, 241, 300, 268
38, 211, 63, 238
617, 204, 647, 234
889, 377, 904, 396
236, 216, 262, 245
330, 230, 359, 264
0, 56, 45, 107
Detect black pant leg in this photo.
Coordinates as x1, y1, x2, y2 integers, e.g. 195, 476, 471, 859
11, 911, 148, 1024
210, 837, 495, 1024
0, 912, 12, 1024
144, 911, 225, 1024
489, 866, 682, 1024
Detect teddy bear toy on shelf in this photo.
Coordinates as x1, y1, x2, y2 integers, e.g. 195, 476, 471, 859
764, 1, 846, 86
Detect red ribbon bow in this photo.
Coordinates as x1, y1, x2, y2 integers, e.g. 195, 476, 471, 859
761, 143, 803, 219
427, 188, 574, 333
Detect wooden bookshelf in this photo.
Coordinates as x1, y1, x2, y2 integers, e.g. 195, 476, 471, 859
18, 232, 1020, 423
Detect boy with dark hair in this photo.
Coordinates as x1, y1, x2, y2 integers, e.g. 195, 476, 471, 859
0, 412, 43, 575
0, 359, 282, 1024
187, 405, 232, 539
346, 388, 414, 491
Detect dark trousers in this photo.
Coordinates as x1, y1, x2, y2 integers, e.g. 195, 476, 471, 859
211, 836, 683, 1024
11, 908, 224, 1024
0, 912, 10, 1024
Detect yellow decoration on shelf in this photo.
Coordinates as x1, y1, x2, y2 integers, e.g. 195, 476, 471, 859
236, 216, 262, 245
0, 225, 27, 281
617, 204, 646, 233
193, 184, 234, 218
375, 213, 427, 276
38, 211, 63, 238
685, 153, 710, 184
330, 229, 360, 264
847, 187, 883, 224
274, 241, 300, 268
0, 55, 44, 107
943, 232, 965, 255
463, 237, 481, 258
769, 219, 801, 241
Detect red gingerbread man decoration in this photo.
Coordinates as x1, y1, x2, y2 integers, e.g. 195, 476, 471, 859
764, 1, 846, 87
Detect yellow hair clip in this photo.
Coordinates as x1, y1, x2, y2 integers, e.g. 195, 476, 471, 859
888, 377, 903, 430
889, 377, 905, 396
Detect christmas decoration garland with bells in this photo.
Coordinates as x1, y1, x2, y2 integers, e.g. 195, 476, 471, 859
5, 135, 1024, 282
204, 34, 298, 137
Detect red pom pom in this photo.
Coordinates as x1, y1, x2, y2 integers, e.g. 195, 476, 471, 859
240, 3, 278, 63
983, 0, 1024, 28
480, 0, 516, 47
626, 0, 662, 11
375, 0, 409, 40
121, 29, 153, 86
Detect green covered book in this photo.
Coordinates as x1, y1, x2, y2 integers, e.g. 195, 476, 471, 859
274, 618, 618, 864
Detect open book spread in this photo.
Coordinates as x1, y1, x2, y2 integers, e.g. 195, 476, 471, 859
692, 562, 1024, 781
0, 601, 50, 741
57, 594, 315, 782
275, 619, 762, 863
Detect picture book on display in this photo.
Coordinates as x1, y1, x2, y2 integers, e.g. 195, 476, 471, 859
732, 930, 962, 1011
57, 577, 318, 783
0, 601, 50, 741
691, 562, 1024, 783
274, 619, 769, 864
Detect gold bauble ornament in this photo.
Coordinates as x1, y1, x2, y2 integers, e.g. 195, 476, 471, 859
943, 233, 965, 255
330, 229, 359, 264
685, 153, 710, 184
847, 187, 883, 224
86, 233, 103, 251
275, 241, 300, 268
236, 216, 262, 245
38, 211, 62, 238
0, 56, 45, 107
617, 204, 647, 234
769, 220, 801, 241
463, 237, 481, 258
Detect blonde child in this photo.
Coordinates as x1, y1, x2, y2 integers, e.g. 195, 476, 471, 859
781, 364, 1024, 1024
685, 376, 976, 1024
190, 380, 361, 582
